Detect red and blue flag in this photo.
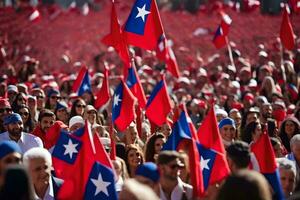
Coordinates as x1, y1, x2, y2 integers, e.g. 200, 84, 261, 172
145, 76, 171, 126
112, 80, 136, 131
72, 65, 92, 96
94, 67, 110, 109
212, 13, 232, 49
123, 0, 164, 50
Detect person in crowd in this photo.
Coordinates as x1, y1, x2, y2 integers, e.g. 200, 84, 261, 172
123, 122, 144, 149
0, 165, 35, 200
45, 89, 61, 112
157, 122, 172, 138
68, 116, 85, 132
270, 137, 285, 158
241, 121, 263, 145
54, 101, 69, 125
125, 144, 144, 178
23, 147, 65, 200
112, 157, 129, 193
286, 135, 300, 191
69, 97, 86, 119
277, 157, 297, 197
11, 92, 27, 113
31, 109, 55, 146
83, 105, 101, 125
144, 133, 165, 163
31, 88, 46, 112
240, 107, 260, 135
6, 85, 18, 105
16, 104, 35, 133
259, 76, 278, 102
0, 113, 43, 152
219, 118, 236, 148
279, 116, 300, 153
157, 150, 193, 200
259, 102, 278, 137
215, 108, 228, 122
0, 141, 22, 187
216, 169, 272, 200
135, 162, 160, 195
0, 99, 13, 133
226, 140, 251, 173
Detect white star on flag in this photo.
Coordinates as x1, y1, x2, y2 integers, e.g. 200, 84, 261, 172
113, 94, 122, 107
200, 156, 210, 171
91, 173, 111, 196
135, 4, 151, 22
82, 84, 89, 91
63, 139, 79, 159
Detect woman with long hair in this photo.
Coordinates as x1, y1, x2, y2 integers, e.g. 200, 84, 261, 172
241, 121, 263, 145
69, 97, 86, 119
16, 104, 35, 132
144, 133, 165, 163
124, 144, 144, 178
279, 117, 300, 152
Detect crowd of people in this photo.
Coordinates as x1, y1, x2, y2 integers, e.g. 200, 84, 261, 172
0, 1, 300, 198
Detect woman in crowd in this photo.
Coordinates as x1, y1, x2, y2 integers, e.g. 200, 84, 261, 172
11, 92, 27, 113
241, 121, 263, 145
69, 97, 86, 119
279, 117, 300, 152
144, 133, 165, 163
16, 104, 35, 133
125, 144, 144, 178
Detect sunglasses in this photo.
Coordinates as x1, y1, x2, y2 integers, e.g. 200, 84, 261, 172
87, 110, 96, 114
50, 96, 61, 100
76, 104, 86, 108
167, 164, 182, 170
35, 95, 44, 99
19, 112, 29, 116
0, 108, 12, 113
17, 98, 26, 101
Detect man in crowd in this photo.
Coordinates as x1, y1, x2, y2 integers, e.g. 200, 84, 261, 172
0, 99, 12, 133
0, 113, 43, 152
218, 118, 236, 148
226, 141, 251, 173
157, 150, 193, 200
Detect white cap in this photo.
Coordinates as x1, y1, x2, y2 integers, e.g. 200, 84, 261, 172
69, 116, 84, 129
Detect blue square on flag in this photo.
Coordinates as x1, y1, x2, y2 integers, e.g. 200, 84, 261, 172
84, 162, 117, 200
124, 0, 152, 35
52, 132, 82, 164
126, 67, 138, 88
112, 83, 123, 123
72, 127, 85, 138
196, 143, 217, 189
78, 71, 92, 96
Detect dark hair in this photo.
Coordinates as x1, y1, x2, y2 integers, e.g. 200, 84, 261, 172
279, 117, 300, 152
38, 109, 55, 122
241, 121, 261, 144
144, 133, 165, 163
0, 165, 35, 200
217, 170, 271, 200
69, 97, 86, 119
11, 92, 27, 113
226, 141, 250, 169
16, 104, 35, 132
157, 150, 182, 165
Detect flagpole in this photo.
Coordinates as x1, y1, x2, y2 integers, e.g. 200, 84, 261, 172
226, 36, 236, 70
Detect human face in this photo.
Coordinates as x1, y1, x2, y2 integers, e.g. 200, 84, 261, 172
0, 106, 12, 121
161, 159, 181, 181
292, 143, 300, 162
279, 168, 295, 197
229, 111, 242, 127
87, 110, 97, 124
0, 152, 22, 173
40, 116, 55, 133
33, 92, 45, 109
28, 158, 51, 188
246, 112, 258, 125
18, 108, 30, 123
49, 95, 61, 106
262, 105, 272, 119
285, 121, 296, 138
252, 124, 262, 143
161, 123, 171, 137
17, 95, 26, 106
7, 121, 23, 139
154, 138, 165, 154
75, 101, 86, 115
127, 149, 141, 168
56, 109, 68, 122
220, 125, 236, 142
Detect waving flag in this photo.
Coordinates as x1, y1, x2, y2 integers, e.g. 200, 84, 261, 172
112, 80, 136, 131
145, 76, 171, 126
52, 123, 117, 200
197, 106, 230, 187
125, 63, 147, 108
123, 0, 164, 50
212, 13, 232, 49
280, 5, 295, 50
287, 83, 299, 101
95, 67, 110, 109
102, 1, 130, 67
162, 108, 204, 197
72, 65, 92, 96
29, 8, 41, 22
251, 132, 284, 200
156, 35, 180, 78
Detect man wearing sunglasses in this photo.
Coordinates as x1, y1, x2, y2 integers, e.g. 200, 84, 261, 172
157, 151, 193, 200
0, 113, 43, 153
0, 99, 13, 133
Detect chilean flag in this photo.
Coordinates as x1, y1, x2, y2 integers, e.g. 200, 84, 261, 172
102, 1, 130, 67
112, 80, 136, 131
145, 76, 171, 126
125, 64, 147, 108
251, 132, 285, 200
72, 65, 92, 96
197, 106, 230, 187
280, 5, 295, 50
162, 107, 204, 197
212, 13, 232, 49
94, 67, 110, 109
123, 0, 164, 50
